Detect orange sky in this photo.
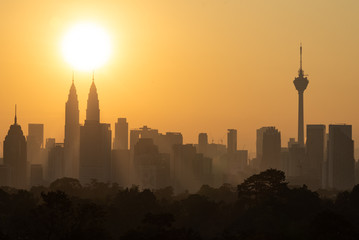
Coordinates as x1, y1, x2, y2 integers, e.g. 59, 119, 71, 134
1, 0, 359, 157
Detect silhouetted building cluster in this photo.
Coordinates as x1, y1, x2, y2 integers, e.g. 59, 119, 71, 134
251, 46, 356, 190
2, 110, 27, 188
0, 45, 357, 192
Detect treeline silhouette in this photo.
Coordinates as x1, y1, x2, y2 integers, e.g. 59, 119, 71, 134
0, 169, 359, 240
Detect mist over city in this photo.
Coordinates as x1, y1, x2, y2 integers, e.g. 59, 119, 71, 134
1, 1, 359, 239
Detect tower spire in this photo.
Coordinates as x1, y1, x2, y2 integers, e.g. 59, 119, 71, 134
72, 71, 74, 84
14, 104, 17, 125
300, 43, 302, 71
298, 43, 303, 77
293, 43, 309, 147
86, 72, 100, 122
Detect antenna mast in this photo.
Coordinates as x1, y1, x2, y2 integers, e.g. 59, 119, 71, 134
14, 104, 17, 124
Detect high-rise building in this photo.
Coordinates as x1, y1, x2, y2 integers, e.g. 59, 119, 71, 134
133, 138, 170, 189
64, 77, 80, 178
305, 125, 326, 189
173, 144, 212, 193
130, 126, 158, 152
227, 129, 237, 154
328, 124, 354, 190
129, 125, 182, 157
79, 79, 112, 184
86, 78, 100, 122
129, 126, 182, 185
28, 124, 43, 147
288, 142, 305, 178
280, 147, 290, 176
237, 150, 248, 170
113, 118, 128, 150
3, 107, 27, 189
47, 143, 65, 183
293, 44, 309, 147
259, 127, 281, 171
27, 124, 44, 165
198, 133, 208, 155
111, 148, 130, 187
157, 132, 183, 154
256, 127, 272, 170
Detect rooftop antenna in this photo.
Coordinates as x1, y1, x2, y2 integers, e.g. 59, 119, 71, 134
299, 42, 304, 76
300, 42, 302, 70
14, 104, 17, 125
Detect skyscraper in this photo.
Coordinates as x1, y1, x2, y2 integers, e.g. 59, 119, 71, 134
113, 118, 128, 150
27, 123, 44, 165
86, 79, 100, 122
48, 143, 65, 183
259, 127, 281, 171
173, 144, 212, 193
133, 138, 170, 189
28, 124, 44, 147
328, 124, 354, 190
79, 78, 112, 184
256, 126, 272, 169
198, 133, 208, 155
3, 107, 27, 189
130, 126, 159, 152
293, 44, 309, 147
305, 124, 326, 189
227, 129, 237, 154
64, 76, 80, 178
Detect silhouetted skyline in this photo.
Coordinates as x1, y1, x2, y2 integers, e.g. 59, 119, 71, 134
0, 63, 356, 192
1, 1, 359, 157
2, 2, 359, 239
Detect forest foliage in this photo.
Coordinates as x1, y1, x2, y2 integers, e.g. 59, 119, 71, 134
0, 169, 358, 240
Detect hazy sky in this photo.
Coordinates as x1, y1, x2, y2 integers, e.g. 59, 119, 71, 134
1, 0, 359, 157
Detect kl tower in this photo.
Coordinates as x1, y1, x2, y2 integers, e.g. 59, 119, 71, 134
293, 44, 309, 147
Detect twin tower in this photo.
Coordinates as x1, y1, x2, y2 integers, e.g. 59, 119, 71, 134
64, 75, 111, 183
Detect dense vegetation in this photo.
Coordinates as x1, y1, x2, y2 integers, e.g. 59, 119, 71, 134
0, 169, 358, 240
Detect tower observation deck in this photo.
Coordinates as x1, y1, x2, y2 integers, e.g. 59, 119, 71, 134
293, 44, 309, 146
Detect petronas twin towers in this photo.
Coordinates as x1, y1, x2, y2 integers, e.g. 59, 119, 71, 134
64, 79, 80, 179
64, 75, 111, 183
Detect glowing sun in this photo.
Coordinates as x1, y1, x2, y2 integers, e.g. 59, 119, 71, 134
62, 22, 111, 71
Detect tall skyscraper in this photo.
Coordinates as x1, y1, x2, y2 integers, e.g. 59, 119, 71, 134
47, 143, 65, 183
64, 77, 80, 178
288, 142, 305, 178
256, 126, 272, 169
259, 127, 281, 171
293, 44, 309, 147
113, 118, 128, 150
79, 78, 112, 184
3, 107, 27, 189
227, 129, 237, 154
198, 133, 208, 154
28, 124, 44, 147
133, 138, 170, 189
27, 123, 44, 165
305, 124, 326, 189
328, 124, 354, 190
173, 144, 212, 193
128, 126, 182, 186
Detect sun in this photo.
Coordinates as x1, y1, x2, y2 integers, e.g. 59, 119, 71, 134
62, 22, 111, 71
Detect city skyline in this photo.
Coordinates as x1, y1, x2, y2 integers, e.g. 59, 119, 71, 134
1, 1, 359, 157
1, 2, 359, 239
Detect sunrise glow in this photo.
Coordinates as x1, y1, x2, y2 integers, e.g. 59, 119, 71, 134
61, 22, 111, 71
